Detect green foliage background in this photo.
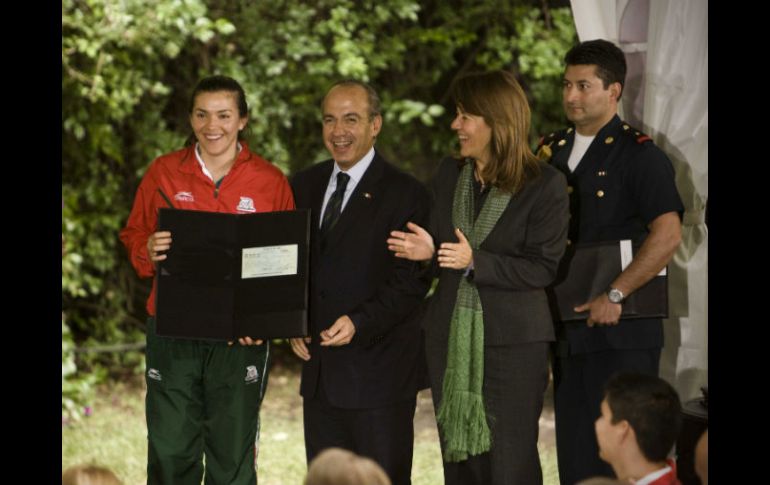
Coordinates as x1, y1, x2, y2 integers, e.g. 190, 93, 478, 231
62, 0, 576, 415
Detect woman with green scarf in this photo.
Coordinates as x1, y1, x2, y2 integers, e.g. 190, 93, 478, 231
387, 70, 569, 484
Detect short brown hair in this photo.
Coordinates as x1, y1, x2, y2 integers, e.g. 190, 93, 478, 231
323, 79, 382, 120
604, 373, 682, 462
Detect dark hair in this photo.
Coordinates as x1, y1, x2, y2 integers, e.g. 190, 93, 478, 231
604, 373, 682, 462
564, 39, 627, 99
186, 75, 248, 145
323, 79, 382, 120
189, 75, 248, 117
451, 70, 540, 193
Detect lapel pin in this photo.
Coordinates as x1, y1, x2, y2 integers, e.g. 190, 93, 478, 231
363, 192, 372, 199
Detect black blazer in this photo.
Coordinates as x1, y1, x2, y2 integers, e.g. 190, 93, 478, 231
422, 157, 569, 346
290, 152, 431, 409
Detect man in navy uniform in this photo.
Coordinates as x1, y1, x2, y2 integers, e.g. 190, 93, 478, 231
539, 39, 684, 484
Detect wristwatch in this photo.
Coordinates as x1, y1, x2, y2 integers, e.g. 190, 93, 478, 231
607, 287, 625, 304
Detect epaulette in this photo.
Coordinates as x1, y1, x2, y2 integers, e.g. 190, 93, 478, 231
536, 127, 571, 161
620, 122, 654, 145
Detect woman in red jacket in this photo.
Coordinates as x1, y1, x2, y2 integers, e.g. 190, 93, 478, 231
120, 75, 294, 485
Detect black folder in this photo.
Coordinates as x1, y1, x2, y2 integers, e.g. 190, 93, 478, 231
548, 240, 668, 321
155, 208, 310, 340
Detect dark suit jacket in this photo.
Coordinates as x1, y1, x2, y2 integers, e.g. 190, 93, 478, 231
422, 157, 569, 347
290, 152, 431, 409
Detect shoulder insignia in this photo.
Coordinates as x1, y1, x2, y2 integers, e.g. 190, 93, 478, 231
620, 122, 654, 145
636, 135, 652, 144
538, 130, 558, 148
536, 143, 553, 161
537, 127, 571, 160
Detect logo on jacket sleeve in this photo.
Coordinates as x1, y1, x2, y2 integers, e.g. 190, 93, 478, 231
236, 196, 257, 213
174, 191, 195, 202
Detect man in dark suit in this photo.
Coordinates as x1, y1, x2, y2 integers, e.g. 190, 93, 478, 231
289, 80, 431, 485
539, 39, 684, 484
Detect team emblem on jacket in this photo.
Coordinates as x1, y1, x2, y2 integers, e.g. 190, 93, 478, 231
174, 191, 194, 202
237, 196, 257, 213
245, 365, 259, 384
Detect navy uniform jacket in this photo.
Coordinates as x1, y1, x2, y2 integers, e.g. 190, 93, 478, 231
539, 115, 684, 354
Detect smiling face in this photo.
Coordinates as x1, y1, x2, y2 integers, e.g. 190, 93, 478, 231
450, 107, 492, 165
190, 90, 247, 164
322, 85, 382, 170
562, 64, 620, 136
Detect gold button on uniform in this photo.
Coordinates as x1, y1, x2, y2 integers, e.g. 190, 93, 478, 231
558, 139, 566, 146
566, 239, 572, 245
604, 136, 614, 144
567, 127, 573, 133
597, 190, 605, 198
537, 144, 552, 160
567, 185, 574, 194
623, 124, 629, 130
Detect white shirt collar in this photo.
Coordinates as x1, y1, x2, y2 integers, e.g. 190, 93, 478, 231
634, 464, 672, 485
331, 147, 375, 185
194, 142, 242, 182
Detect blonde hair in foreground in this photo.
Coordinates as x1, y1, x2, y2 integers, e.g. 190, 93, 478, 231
305, 447, 392, 485
62, 464, 123, 485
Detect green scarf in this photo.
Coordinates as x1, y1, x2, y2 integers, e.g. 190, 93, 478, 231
436, 161, 512, 462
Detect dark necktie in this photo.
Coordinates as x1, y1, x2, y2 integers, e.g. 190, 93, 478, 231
320, 172, 350, 237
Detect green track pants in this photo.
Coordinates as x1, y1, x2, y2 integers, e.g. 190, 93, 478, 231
145, 318, 270, 485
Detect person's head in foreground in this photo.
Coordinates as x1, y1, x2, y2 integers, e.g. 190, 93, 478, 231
595, 372, 682, 481
62, 464, 123, 485
305, 447, 392, 485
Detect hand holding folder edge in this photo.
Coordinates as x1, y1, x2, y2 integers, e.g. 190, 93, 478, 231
547, 240, 668, 322
154, 207, 311, 341
144, 188, 177, 264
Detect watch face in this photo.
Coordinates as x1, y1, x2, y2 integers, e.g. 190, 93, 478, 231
608, 289, 623, 303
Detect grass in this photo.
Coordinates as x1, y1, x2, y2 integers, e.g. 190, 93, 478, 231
62, 349, 560, 485
61, 381, 148, 485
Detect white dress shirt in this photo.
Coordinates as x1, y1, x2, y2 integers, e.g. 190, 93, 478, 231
319, 147, 375, 227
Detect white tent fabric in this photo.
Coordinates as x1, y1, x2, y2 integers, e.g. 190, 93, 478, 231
569, 0, 708, 401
